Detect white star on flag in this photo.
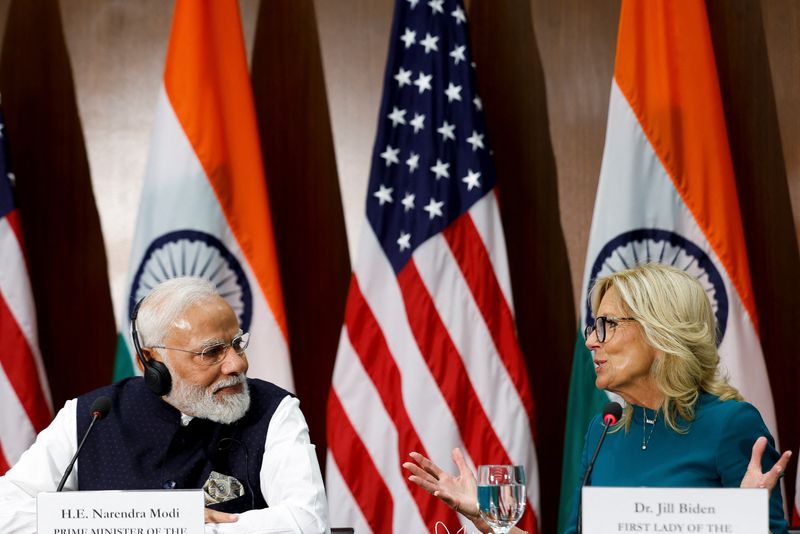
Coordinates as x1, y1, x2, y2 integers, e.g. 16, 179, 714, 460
430, 159, 450, 180
462, 169, 481, 191
420, 33, 439, 54
388, 107, 407, 127
428, 0, 444, 14
423, 197, 444, 219
400, 28, 416, 48
380, 145, 400, 166
406, 0, 419, 8
473, 95, 483, 110
437, 120, 456, 141
451, 6, 466, 24
414, 72, 433, 93
410, 113, 426, 133
444, 82, 463, 102
450, 45, 466, 65
395, 67, 413, 87
406, 152, 420, 173
373, 184, 394, 205
401, 192, 416, 212
397, 231, 412, 251
466, 130, 485, 151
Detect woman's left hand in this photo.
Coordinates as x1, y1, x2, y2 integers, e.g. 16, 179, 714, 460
740, 436, 792, 492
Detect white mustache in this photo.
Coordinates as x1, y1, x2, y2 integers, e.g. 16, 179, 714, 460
212, 374, 246, 393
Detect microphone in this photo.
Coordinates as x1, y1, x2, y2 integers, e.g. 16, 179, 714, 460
576, 401, 622, 534
57, 396, 112, 492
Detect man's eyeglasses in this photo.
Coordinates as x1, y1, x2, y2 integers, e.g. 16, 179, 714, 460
584, 316, 636, 343
149, 331, 250, 366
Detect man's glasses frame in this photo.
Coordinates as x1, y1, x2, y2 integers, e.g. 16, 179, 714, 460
584, 316, 637, 343
148, 331, 250, 366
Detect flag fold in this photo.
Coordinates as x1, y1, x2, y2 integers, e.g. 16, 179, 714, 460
113, 0, 292, 391
559, 1, 780, 530
0, 105, 52, 474
326, 1, 539, 532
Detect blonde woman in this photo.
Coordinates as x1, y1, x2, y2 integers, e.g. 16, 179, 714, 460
404, 263, 791, 534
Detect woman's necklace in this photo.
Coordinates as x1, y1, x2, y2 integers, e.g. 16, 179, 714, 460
641, 406, 659, 450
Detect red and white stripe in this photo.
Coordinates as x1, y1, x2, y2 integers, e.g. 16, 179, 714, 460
0, 209, 52, 473
327, 191, 540, 533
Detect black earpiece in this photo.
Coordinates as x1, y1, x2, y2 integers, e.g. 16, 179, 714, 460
130, 298, 172, 396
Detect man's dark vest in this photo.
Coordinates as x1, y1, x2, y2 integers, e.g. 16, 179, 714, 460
76, 377, 289, 513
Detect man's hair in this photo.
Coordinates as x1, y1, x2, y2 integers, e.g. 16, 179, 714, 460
137, 277, 220, 347
589, 263, 741, 433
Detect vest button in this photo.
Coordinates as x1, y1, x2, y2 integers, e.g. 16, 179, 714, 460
163, 480, 177, 489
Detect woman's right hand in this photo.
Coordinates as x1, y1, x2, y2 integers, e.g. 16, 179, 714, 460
402, 448, 491, 532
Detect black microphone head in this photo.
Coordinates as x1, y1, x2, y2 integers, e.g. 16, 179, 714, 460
90, 396, 112, 420
602, 401, 623, 425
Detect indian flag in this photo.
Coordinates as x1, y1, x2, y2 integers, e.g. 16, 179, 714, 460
558, 1, 779, 530
113, 0, 292, 391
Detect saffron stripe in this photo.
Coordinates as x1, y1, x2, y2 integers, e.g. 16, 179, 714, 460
614, 0, 757, 325
443, 212, 535, 420
327, 390, 394, 533
120, 88, 292, 389
162, 0, 287, 339
344, 275, 462, 528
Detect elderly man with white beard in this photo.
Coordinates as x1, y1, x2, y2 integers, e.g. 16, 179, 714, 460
0, 277, 329, 533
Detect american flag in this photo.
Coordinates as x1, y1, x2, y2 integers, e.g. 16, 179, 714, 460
0, 103, 52, 474
325, 1, 540, 532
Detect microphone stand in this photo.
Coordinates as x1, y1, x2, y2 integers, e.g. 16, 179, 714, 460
57, 409, 104, 492
576, 406, 620, 534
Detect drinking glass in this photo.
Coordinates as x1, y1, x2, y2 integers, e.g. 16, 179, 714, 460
477, 465, 526, 534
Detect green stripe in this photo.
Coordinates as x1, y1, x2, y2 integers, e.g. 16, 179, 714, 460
113, 333, 136, 381
557, 331, 608, 533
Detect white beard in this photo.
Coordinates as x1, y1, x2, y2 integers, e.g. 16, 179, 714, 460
165, 371, 251, 424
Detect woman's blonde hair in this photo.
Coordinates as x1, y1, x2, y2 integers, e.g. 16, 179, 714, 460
589, 263, 741, 432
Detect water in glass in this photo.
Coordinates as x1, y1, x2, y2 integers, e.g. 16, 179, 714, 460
477, 465, 526, 534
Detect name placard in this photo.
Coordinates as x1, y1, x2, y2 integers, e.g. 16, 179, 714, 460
37, 489, 204, 534
582, 487, 769, 534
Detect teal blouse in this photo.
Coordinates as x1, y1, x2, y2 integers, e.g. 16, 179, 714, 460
564, 393, 788, 534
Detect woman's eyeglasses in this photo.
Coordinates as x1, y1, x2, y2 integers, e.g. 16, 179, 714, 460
584, 316, 636, 343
